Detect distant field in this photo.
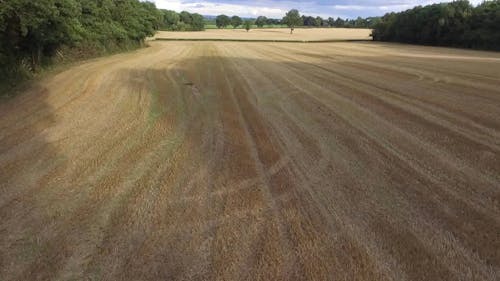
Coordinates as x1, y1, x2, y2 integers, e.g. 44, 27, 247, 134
1, 37, 500, 280
204, 24, 288, 29
155, 27, 372, 41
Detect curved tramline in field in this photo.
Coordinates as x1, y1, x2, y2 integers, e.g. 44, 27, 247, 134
1, 40, 500, 280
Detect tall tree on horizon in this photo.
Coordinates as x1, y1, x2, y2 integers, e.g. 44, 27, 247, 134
231, 15, 242, 28
255, 16, 267, 27
215, 14, 230, 28
244, 20, 252, 32
282, 9, 302, 34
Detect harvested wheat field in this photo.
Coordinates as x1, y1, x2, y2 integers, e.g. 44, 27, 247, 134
1, 40, 500, 281
155, 27, 372, 41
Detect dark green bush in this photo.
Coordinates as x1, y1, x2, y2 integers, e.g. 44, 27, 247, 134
372, 0, 500, 51
0, 0, 163, 90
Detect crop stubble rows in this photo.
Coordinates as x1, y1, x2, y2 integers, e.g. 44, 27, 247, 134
0, 41, 499, 280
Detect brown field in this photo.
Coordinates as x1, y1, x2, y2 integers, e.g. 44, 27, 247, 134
155, 27, 372, 41
1, 39, 500, 281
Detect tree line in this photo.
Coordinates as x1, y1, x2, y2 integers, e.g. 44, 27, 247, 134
213, 15, 277, 29
213, 12, 378, 29
0, 0, 163, 86
301, 16, 380, 28
372, 0, 500, 50
160, 10, 204, 31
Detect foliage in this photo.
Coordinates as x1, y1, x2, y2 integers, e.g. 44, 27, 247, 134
160, 10, 204, 31
231, 16, 242, 28
0, 0, 162, 88
215, 14, 230, 28
301, 14, 379, 28
255, 16, 268, 27
163, 10, 180, 29
327, 17, 335, 27
372, 0, 500, 50
282, 9, 302, 34
466, 0, 500, 49
190, 13, 205, 31
264, 18, 282, 25
315, 16, 324, 27
244, 20, 252, 32
0, 0, 82, 72
179, 11, 192, 25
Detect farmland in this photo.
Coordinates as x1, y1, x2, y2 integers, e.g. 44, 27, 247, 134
1, 36, 500, 280
155, 27, 372, 41
204, 24, 288, 29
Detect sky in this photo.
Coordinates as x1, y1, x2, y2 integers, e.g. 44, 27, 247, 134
151, 0, 484, 19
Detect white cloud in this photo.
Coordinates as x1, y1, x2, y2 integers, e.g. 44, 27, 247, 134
153, 0, 286, 18
150, 0, 490, 18
333, 5, 365, 11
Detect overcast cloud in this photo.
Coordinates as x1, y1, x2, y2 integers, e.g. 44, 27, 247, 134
151, 0, 484, 18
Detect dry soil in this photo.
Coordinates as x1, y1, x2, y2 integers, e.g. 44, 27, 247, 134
154, 28, 372, 41
1, 40, 500, 281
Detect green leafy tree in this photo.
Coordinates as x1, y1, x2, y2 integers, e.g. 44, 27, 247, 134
179, 11, 192, 25
334, 17, 345, 27
244, 20, 252, 32
162, 10, 180, 30
0, 0, 82, 71
215, 15, 230, 28
327, 17, 335, 27
372, 0, 500, 50
140, 1, 163, 31
302, 16, 314, 26
190, 13, 205, 31
0, 0, 164, 84
161, 10, 203, 31
314, 16, 323, 27
255, 16, 267, 27
354, 17, 366, 28
231, 15, 242, 28
466, 0, 500, 49
282, 9, 302, 34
